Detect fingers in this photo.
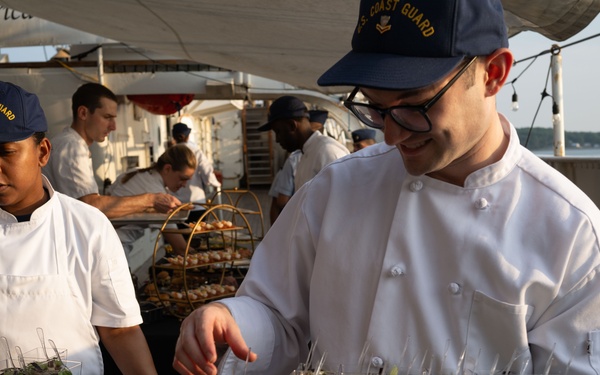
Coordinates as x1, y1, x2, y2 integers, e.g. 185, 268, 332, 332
221, 323, 258, 364
180, 203, 195, 211
173, 336, 218, 375
153, 193, 181, 213
171, 196, 183, 206
173, 303, 256, 374
173, 317, 218, 375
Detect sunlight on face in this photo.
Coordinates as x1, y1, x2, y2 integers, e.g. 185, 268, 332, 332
0, 137, 48, 215
165, 166, 195, 192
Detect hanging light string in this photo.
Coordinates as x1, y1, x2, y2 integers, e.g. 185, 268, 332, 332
513, 32, 600, 65
524, 60, 554, 147
509, 56, 539, 111
513, 32, 600, 148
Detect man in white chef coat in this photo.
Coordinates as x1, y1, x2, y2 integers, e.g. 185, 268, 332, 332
0, 81, 157, 374
259, 96, 349, 193
268, 109, 332, 224
173, 0, 600, 374
44, 82, 181, 219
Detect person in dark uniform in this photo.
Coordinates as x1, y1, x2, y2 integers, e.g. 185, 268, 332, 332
351, 128, 376, 152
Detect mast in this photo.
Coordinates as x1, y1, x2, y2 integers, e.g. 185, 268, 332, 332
551, 45, 565, 157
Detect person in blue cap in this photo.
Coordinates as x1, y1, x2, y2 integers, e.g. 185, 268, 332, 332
175, 1, 600, 374
0, 81, 157, 374
351, 128, 376, 152
308, 109, 329, 133
267, 108, 333, 224
259, 96, 348, 193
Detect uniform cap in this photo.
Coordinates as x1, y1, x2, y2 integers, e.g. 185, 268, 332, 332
318, 0, 508, 90
258, 96, 309, 132
308, 110, 329, 126
0, 81, 47, 143
172, 122, 192, 137
352, 128, 376, 142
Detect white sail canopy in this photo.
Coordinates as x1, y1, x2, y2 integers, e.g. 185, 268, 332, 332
0, 0, 598, 93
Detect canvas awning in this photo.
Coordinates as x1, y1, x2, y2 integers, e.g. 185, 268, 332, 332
0, 0, 598, 93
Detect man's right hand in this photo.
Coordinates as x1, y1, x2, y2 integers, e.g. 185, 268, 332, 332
173, 303, 257, 375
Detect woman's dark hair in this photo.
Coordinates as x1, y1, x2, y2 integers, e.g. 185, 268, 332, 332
32, 132, 46, 145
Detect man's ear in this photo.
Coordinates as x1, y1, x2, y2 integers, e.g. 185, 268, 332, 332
77, 105, 89, 120
288, 119, 299, 131
484, 48, 514, 97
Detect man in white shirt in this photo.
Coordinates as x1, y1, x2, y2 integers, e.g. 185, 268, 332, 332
267, 109, 331, 224
258, 96, 349, 192
174, 0, 600, 374
43, 82, 181, 219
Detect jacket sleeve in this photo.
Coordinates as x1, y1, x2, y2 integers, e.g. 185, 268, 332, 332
218, 185, 316, 374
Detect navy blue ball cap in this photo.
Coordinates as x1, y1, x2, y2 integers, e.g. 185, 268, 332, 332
308, 110, 329, 126
258, 96, 309, 132
318, 0, 508, 90
0, 81, 47, 143
172, 122, 191, 137
352, 128, 376, 142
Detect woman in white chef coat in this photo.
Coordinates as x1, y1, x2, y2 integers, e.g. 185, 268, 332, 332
0, 82, 156, 374
170, 122, 221, 223
108, 144, 197, 255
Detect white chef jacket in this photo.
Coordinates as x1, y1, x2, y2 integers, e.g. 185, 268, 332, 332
172, 141, 220, 207
268, 150, 302, 198
219, 115, 600, 374
0, 176, 142, 374
109, 168, 166, 197
108, 169, 173, 245
43, 127, 99, 198
294, 131, 349, 190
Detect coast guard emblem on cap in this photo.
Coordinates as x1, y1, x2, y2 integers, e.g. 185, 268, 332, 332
0, 103, 16, 121
376, 15, 391, 34
0, 81, 48, 142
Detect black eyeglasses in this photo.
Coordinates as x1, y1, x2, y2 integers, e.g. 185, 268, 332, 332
343, 56, 478, 133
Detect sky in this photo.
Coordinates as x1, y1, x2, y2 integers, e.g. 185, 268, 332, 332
0, 45, 57, 62
496, 16, 600, 132
2, 15, 600, 132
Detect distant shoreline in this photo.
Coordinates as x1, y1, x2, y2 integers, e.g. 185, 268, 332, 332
533, 147, 600, 156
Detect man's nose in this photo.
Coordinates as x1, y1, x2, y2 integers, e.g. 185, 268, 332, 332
382, 116, 410, 145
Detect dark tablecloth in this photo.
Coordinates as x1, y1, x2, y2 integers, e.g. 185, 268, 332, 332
101, 315, 181, 374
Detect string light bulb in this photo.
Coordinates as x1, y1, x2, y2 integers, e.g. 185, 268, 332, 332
511, 92, 519, 111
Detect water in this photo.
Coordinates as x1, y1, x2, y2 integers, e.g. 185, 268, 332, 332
532, 147, 600, 157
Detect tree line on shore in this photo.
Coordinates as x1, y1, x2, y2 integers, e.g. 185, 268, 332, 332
516, 127, 600, 150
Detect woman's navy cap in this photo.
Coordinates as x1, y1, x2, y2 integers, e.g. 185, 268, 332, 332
258, 96, 309, 132
318, 0, 508, 90
0, 81, 48, 143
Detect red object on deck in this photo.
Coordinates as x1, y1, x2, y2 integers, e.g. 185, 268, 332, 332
127, 94, 195, 115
